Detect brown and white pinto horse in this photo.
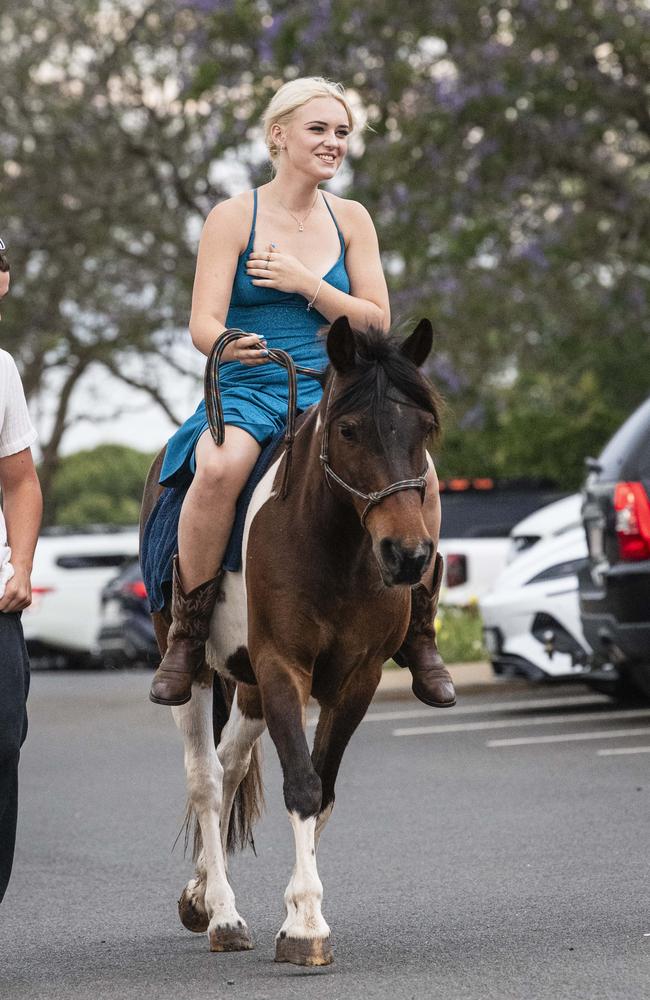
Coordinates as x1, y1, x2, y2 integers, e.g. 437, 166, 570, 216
140, 317, 441, 966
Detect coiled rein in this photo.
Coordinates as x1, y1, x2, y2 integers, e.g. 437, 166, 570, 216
204, 329, 323, 500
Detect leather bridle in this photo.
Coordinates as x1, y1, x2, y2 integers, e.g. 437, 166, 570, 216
205, 329, 428, 523
318, 373, 428, 527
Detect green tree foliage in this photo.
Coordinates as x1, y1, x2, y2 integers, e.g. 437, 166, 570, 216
2, 0, 648, 497
48, 444, 154, 526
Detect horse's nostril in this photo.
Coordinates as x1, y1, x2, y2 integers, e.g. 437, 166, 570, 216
380, 538, 402, 570
379, 538, 433, 585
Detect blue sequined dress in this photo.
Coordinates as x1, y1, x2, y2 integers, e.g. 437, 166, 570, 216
160, 189, 350, 486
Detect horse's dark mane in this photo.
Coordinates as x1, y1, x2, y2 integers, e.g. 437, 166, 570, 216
327, 326, 442, 441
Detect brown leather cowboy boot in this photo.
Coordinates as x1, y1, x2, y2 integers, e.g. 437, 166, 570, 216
149, 556, 223, 706
393, 552, 456, 707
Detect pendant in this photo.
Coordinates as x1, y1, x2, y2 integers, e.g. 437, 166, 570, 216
298, 223, 304, 231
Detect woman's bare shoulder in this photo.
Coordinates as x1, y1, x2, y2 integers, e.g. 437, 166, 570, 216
323, 192, 375, 241
325, 192, 373, 220
202, 192, 255, 252
206, 191, 254, 220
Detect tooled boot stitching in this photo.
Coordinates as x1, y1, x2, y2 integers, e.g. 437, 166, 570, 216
150, 558, 223, 705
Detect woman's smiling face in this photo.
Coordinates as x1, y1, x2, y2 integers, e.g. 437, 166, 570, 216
275, 97, 351, 179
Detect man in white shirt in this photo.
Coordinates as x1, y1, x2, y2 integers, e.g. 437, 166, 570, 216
0, 242, 43, 904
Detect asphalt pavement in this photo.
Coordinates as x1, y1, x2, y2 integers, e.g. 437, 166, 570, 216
1, 670, 649, 1000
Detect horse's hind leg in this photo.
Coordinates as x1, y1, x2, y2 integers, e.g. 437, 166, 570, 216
217, 683, 266, 857
256, 654, 332, 967
172, 682, 253, 952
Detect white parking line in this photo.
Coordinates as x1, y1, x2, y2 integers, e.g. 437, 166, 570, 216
307, 694, 609, 728
392, 708, 650, 738
596, 746, 650, 757
487, 728, 650, 748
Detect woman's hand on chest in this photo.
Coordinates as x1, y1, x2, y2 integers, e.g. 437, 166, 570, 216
246, 243, 317, 299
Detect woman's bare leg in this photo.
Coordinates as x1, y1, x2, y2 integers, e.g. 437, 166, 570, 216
149, 425, 261, 706
177, 427, 262, 591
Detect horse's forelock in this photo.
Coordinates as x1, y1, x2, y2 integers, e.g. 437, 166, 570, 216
326, 326, 442, 440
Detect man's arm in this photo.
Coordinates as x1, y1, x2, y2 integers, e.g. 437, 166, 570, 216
0, 448, 42, 612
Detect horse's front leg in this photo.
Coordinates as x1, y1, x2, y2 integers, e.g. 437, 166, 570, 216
311, 661, 382, 849
256, 652, 333, 967
172, 683, 253, 952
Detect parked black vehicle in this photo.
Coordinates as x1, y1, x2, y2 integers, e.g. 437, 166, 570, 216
96, 559, 159, 669
579, 396, 650, 699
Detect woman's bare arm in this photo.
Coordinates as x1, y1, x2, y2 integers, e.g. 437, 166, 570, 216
306, 200, 390, 332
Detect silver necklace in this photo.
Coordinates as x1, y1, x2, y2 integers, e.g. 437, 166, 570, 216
276, 189, 320, 232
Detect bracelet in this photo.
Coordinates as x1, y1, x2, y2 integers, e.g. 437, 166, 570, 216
306, 277, 323, 311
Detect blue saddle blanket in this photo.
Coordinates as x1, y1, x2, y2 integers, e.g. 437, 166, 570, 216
141, 430, 284, 613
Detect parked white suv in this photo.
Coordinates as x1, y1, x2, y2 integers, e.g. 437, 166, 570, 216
479, 496, 591, 683
23, 528, 140, 665
438, 487, 572, 606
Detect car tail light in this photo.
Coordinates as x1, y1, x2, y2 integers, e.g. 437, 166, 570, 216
25, 586, 55, 613
445, 553, 467, 587
614, 482, 650, 561
122, 580, 148, 599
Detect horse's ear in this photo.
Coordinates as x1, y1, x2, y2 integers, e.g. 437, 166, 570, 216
327, 316, 356, 373
401, 319, 433, 367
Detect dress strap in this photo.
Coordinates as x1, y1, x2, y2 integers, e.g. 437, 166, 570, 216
246, 189, 258, 251
321, 193, 345, 250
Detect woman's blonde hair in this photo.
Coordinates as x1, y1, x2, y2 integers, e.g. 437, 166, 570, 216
262, 77, 355, 167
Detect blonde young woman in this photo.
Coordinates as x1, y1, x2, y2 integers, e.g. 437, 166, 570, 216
150, 77, 455, 710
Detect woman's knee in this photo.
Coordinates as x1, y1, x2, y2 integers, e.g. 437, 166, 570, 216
194, 434, 258, 498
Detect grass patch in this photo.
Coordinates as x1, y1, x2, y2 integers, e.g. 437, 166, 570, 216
436, 603, 487, 663
386, 602, 486, 667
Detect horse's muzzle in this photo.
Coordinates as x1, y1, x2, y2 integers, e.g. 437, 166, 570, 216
377, 537, 434, 586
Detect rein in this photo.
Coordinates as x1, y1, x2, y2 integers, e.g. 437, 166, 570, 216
204, 329, 427, 519
205, 329, 322, 500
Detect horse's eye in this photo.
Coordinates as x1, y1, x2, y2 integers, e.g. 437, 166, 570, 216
339, 423, 356, 441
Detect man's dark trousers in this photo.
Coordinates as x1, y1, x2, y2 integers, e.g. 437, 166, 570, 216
0, 612, 30, 903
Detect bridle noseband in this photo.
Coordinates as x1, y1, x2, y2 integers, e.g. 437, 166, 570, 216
318, 374, 428, 527
205, 331, 428, 525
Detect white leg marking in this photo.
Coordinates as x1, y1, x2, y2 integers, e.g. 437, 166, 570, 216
172, 686, 246, 936
278, 812, 330, 941
217, 689, 266, 855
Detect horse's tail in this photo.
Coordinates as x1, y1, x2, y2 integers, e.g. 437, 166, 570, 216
183, 671, 264, 861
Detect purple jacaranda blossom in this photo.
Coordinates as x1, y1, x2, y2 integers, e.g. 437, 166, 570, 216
459, 402, 486, 430
301, 0, 332, 46
176, 0, 233, 11
433, 275, 460, 296
432, 353, 466, 394
515, 241, 549, 269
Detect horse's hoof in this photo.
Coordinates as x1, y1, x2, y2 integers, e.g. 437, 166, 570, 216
178, 885, 209, 933
209, 923, 254, 952
274, 934, 333, 967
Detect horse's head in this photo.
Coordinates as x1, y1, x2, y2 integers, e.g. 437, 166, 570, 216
321, 316, 441, 587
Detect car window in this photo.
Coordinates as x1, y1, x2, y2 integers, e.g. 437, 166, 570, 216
596, 396, 650, 481
439, 490, 569, 539
56, 554, 133, 569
